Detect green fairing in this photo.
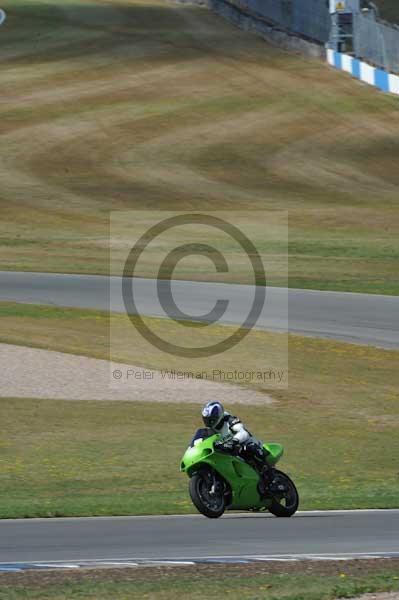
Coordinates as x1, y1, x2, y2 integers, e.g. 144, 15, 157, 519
180, 433, 284, 511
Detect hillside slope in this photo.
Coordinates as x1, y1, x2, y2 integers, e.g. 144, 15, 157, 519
0, 0, 398, 293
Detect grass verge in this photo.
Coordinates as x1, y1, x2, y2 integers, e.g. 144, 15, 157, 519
0, 302, 398, 517
0, 561, 399, 600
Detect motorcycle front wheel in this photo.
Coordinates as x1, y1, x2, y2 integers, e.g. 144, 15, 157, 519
268, 469, 299, 518
189, 469, 225, 519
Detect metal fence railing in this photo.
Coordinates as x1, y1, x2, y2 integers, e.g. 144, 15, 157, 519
222, 0, 399, 75
353, 10, 399, 74
230, 0, 331, 44
291, 0, 331, 43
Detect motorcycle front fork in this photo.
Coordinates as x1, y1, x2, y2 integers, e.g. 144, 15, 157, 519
208, 471, 224, 497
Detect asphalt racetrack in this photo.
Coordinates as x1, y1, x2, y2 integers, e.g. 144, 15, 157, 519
1, 511, 398, 565
1, 271, 398, 348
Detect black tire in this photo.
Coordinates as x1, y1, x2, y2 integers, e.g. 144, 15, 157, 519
268, 470, 299, 518
189, 470, 225, 519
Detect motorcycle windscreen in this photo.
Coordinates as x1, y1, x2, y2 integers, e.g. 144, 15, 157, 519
189, 428, 214, 448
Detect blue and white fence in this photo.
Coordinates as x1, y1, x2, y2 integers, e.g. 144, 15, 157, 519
327, 48, 399, 96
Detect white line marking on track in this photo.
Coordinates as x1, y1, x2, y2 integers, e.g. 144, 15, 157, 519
146, 561, 193, 565
34, 564, 80, 569
2, 551, 398, 570
197, 552, 399, 561
93, 561, 139, 567
252, 558, 299, 562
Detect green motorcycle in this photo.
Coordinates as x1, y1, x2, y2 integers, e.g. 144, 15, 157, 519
180, 428, 299, 518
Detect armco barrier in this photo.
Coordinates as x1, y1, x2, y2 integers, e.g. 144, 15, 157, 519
327, 48, 399, 96
353, 11, 399, 76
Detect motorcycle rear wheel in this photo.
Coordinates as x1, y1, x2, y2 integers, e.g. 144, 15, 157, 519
189, 469, 225, 519
268, 470, 299, 518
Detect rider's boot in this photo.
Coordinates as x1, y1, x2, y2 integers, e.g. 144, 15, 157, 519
257, 465, 277, 498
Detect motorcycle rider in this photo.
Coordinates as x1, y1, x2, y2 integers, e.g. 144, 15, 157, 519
201, 401, 276, 497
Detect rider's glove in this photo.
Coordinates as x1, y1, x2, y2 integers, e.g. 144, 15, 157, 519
214, 439, 239, 453
214, 440, 225, 451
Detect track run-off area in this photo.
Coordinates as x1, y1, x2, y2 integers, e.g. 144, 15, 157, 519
0, 510, 398, 571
